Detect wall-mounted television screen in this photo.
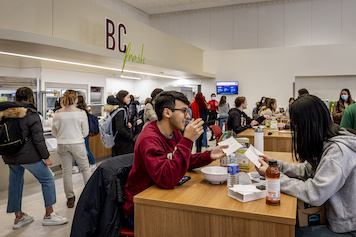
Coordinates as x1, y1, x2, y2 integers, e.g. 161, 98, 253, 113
216, 81, 238, 95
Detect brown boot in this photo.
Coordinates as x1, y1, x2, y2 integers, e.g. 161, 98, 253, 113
67, 196, 75, 208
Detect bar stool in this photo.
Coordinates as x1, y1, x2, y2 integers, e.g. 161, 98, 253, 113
121, 227, 134, 236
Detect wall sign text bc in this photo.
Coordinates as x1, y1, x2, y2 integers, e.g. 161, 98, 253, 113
105, 18, 145, 72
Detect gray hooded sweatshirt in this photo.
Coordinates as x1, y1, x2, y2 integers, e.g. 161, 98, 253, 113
276, 128, 356, 233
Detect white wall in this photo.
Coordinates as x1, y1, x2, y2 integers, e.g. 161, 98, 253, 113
295, 76, 356, 103
203, 43, 356, 117
150, 0, 356, 50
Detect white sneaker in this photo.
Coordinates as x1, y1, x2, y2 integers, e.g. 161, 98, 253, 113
42, 212, 68, 226
90, 164, 97, 172
13, 213, 34, 229
72, 166, 79, 174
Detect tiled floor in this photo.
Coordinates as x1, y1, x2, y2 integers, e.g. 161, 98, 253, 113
0, 131, 217, 237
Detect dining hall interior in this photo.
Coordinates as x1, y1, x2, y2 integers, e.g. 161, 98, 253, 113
1, 0, 356, 236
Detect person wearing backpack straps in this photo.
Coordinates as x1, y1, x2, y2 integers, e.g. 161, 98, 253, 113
52, 90, 91, 208
104, 91, 135, 156
71, 95, 97, 173
0, 87, 67, 229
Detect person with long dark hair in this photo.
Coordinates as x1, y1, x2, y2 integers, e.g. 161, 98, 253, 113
260, 98, 278, 118
104, 91, 135, 156
191, 92, 209, 152
257, 95, 356, 234
333, 88, 354, 125
1, 87, 67, 229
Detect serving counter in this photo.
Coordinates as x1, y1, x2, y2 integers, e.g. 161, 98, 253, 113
134, 152, 297, 237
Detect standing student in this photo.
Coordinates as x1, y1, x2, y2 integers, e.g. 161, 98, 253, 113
122, 91, 228, 230
52, 90, 91, 208
333, 89, 354, 125
72, 95, 96, 173
207, 93, 219, 141
257, 95, 356, 234
191, 92, 209, 152
217, 95, 229, 131
104, 91, 135, 156
1, 87, 67, 229
143, 88, 163, 128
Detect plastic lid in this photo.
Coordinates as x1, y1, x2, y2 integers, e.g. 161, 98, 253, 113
268, 160, 277, 165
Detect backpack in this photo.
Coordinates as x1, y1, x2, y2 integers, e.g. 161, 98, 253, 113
88, 113, 99, 135
99, 108, 127, 148
0, 117, 28, 156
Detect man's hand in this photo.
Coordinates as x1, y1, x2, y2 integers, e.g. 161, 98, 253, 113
250, 120, 258, 126
43, 158, 52, 167
183, 118, 204, 142
210, 145, 229, 160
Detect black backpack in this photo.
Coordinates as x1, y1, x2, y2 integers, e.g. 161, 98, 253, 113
0, 117, 28, 156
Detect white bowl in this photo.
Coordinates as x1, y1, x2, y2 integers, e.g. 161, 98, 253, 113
201, 166, 228, 184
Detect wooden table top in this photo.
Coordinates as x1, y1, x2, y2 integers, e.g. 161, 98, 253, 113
238, 128, 292, 139
134, 151, 297, 226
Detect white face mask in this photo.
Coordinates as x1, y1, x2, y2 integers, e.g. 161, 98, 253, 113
212, 97, 216, 100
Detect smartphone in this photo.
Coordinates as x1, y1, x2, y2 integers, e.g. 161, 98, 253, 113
177, 176, 191, 186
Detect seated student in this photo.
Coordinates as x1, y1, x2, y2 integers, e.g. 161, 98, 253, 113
122, 91, 228, 229
257, 95, 356, 234
260, 98, 279, 118
227, 96, 267, 134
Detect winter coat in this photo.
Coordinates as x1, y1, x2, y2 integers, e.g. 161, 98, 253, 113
71, 153, 133, 237
104, 99, 134, 156
143, 103, 157, 127
0, 101, 49, 165
128, 100, 140, 124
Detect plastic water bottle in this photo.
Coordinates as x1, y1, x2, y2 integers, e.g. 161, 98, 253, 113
227, 153, 239, 188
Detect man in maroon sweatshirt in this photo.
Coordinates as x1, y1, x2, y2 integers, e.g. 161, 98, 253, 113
122, 91, 228, 229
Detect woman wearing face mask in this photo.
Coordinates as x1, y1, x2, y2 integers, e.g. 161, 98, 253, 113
332, 89, 354, 125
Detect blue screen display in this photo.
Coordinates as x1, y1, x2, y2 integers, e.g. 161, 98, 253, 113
216, 81, 238, 95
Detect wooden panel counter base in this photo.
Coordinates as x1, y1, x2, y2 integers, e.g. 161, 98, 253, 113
134, 152, 297, 237
88, 134, 111, 158
238, 128, 292, 152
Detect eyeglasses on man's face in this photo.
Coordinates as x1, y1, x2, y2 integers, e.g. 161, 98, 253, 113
169, 107, 189, 116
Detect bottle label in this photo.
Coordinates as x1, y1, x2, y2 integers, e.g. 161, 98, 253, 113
266, 177, 280, 201
227, 164, 239, 174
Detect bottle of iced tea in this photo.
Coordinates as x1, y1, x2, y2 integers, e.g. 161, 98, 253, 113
266, 160, 280, 206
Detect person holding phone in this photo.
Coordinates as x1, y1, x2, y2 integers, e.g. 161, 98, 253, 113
122, 91, 228, 230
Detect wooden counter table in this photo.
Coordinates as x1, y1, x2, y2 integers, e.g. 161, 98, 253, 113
238, 128, 292, 152
134, 152, 297, 237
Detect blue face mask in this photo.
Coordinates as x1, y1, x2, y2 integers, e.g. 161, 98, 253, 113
261, 100, 265, 103
341, 95, 348, 101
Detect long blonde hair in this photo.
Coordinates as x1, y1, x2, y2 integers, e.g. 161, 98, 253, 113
61, 90, 78, 107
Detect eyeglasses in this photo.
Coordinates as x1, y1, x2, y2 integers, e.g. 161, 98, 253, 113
169, 107, 189, 116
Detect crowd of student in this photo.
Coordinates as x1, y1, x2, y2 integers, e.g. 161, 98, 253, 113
1, 86, 356, 234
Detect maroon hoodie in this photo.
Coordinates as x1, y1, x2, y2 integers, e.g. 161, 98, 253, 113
123, 121, 212, 215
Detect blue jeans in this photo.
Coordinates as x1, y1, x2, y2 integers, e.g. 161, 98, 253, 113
219, 117, 228, 131
75, 136, 95, 166
7, 160, 56, 213
202, 129, 208, 147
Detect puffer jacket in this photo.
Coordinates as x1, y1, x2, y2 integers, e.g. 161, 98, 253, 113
0, 101, 49, 165
104, 96, 134, 156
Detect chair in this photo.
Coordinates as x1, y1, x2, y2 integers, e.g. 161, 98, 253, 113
71, 153, 134, 237
121, 227, 135, 236
209, 125, 223, 144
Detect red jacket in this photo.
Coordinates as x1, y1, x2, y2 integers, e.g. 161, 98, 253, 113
123, 121, 212, 215
191, 101, 200, 119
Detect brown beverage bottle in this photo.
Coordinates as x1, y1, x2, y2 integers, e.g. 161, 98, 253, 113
266, 160, 280, 206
